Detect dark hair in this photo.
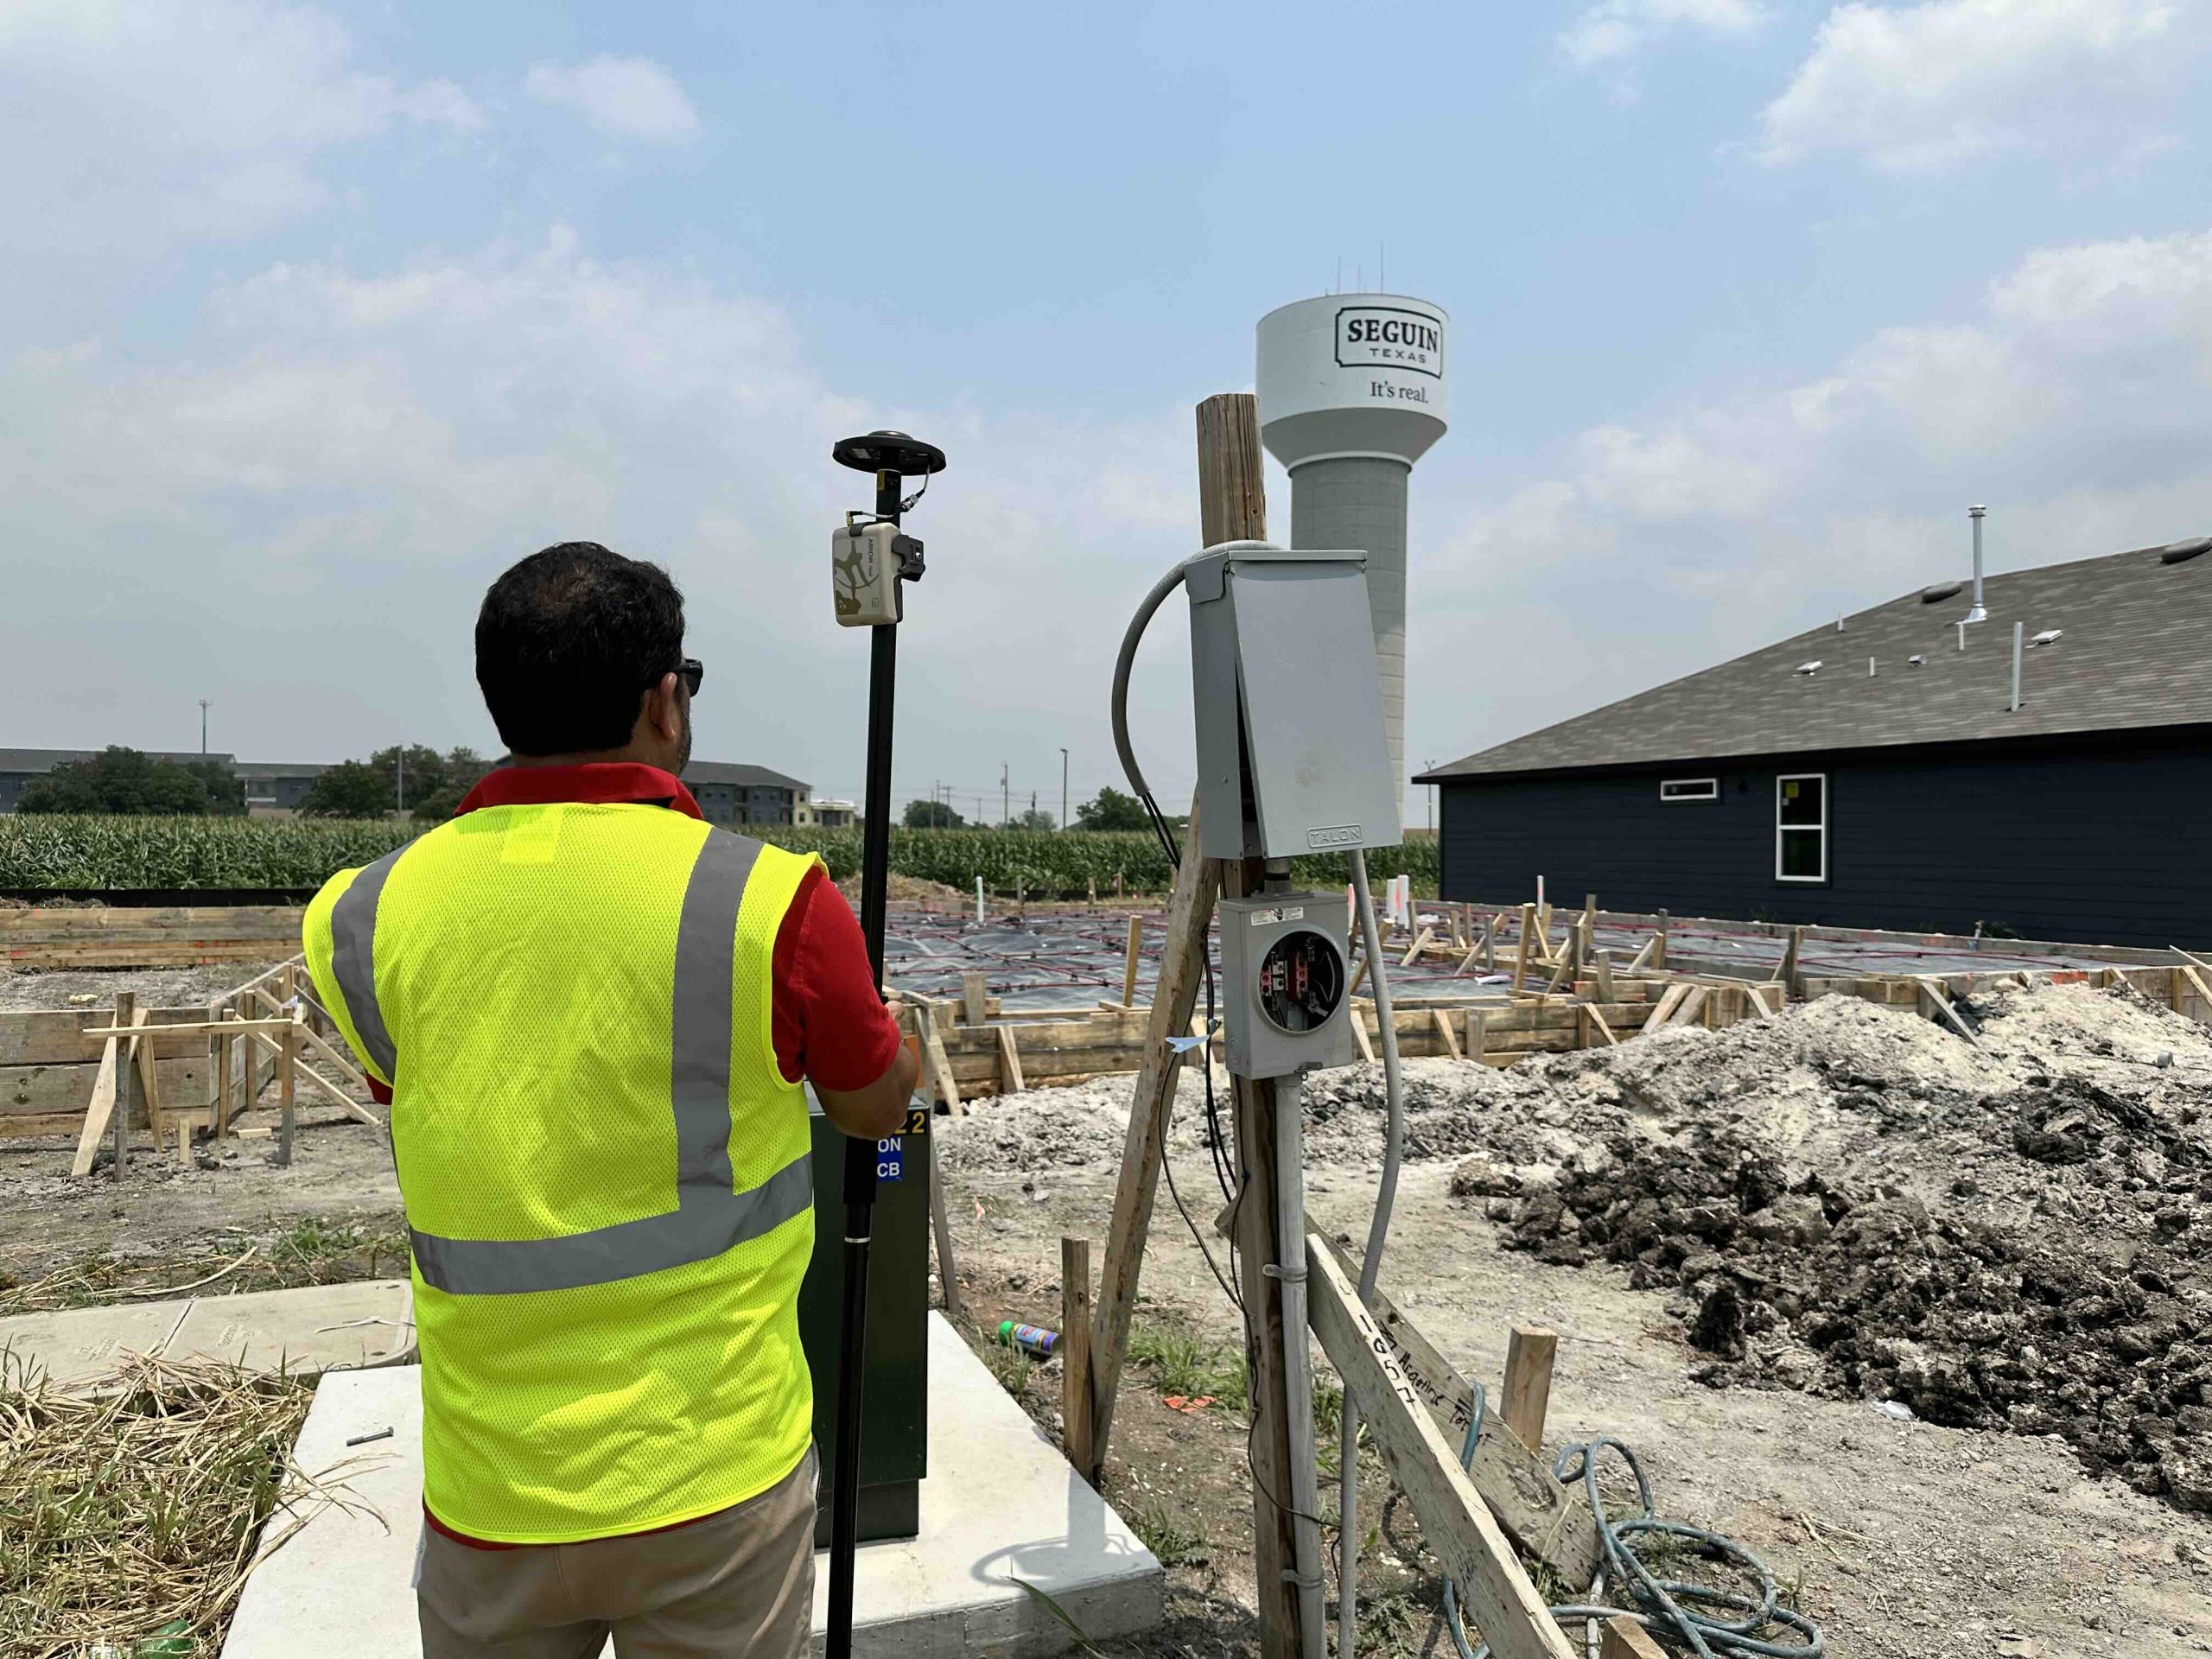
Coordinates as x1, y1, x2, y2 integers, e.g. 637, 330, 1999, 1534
475, 543, 685, 755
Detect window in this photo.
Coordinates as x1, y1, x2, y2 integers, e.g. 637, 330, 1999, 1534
1776, 774, 1827, 882
1660, 778, 1718, 803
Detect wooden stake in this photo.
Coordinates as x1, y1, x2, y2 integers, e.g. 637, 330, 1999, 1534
1351, 1005, 1376, 1063
1502, 1327, 1559, 1452
1061, 1236, 1095, 1479
1433, 1007, 1464, 1062
214, 1011, 235, 1140
1600, 1617, 1668, 1659
275, 1012, 298, 1167
1400, 925, 1436, 969
1511, 903, 1536, 996
1652, 910, 1669, 970
1122, 914, 1143, 1008
1306, 1242, 1575, 1659
111, 991, 137, 1179
961, 972, 989, 1027
175, 1117, 194, 1169
996, 1023, 1027, 1093
1465, 1007, 1488, 1064
69, 1030, 122, 1178
927, 1135, 963, 1320
1773, 925, 1804, 995
1592, 948, 1615, 1004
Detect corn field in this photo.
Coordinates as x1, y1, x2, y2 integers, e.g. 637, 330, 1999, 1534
0, 816, 1439, 896
755, 826, 1440, 898
0, 816, 419, 889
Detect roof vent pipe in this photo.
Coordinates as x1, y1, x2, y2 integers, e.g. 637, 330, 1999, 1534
2010, 620, 2024, 711
1964, 505, 1989, 625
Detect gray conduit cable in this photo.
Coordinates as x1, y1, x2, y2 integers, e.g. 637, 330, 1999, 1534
1338, 849, 1406, 1659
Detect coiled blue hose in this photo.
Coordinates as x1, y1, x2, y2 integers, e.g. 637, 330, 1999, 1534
1454, 1431, 1823, 1658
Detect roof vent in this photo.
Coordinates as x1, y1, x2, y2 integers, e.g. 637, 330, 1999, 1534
2157, 535, 2210, 566
1794, 660, 1822, 677
2026, 628, 2063, 648
1920, 581, 1962, 603
1908, 653, 1925, 667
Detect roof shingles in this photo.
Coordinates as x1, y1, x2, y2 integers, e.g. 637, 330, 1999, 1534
1420, 538, 2212, 780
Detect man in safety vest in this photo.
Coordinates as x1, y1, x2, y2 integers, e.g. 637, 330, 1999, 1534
304, 541, 917, 1657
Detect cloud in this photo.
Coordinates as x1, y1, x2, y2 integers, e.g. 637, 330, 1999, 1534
1757, 0, 2200, 170
1560, 0, 1768, 65
524, 56, 701, 142
0, 0, 483, 272
1408, 225, 2212, 766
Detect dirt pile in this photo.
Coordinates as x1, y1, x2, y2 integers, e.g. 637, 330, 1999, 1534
938, 977, 2212, 1509
1468, 982, 2212, 1513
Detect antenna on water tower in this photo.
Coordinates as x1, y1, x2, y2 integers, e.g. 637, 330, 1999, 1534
1256, 288, 1449, 828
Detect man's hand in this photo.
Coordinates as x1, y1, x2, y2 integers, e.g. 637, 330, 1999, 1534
814, 1039, 918, 1141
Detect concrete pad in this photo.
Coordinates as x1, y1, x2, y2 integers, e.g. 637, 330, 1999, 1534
167, 1280, 415, 1376
0, 1300, 189, 1389
0, 1280, 414, 1389
224, 1314, 1162, 1659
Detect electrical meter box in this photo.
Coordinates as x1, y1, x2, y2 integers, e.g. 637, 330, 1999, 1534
799, 1091, 931, 1544
1185, 545, 1402, 862
1217, 893, 1357, 1077
831, 521, 923, 627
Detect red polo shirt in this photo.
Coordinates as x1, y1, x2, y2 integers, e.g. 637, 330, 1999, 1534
414, 763, 903, 1551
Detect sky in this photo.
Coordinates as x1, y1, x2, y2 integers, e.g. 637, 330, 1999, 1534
3, 0, 2209, 824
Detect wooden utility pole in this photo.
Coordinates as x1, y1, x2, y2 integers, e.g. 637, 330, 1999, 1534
1198, 391, 1308, 1657
1084, 392, 1309, 1658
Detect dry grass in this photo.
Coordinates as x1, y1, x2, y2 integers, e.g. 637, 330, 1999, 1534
0, 1353, 370, 1657
0, 1217, 409, 1318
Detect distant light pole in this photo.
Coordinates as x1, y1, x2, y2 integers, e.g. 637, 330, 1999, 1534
1001, 763, 1009, 830
199, 700, 211, 755
1424, 759, 1436, 836
1058, 747, 1069, 831
396, 748, 405, 814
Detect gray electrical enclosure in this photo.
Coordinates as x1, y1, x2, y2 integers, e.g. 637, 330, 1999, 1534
1217, 894, 1356, 1077
1186, 545, 1402, 863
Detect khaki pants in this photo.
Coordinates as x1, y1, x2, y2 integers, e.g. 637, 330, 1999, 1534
417, 1449, 817, 1658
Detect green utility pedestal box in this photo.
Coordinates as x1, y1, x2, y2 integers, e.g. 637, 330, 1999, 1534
798, 1098, 930, 1544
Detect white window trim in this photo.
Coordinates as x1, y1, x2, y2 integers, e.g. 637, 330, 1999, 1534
1775, 772, 1827, 883
1659, 777, 1719, 803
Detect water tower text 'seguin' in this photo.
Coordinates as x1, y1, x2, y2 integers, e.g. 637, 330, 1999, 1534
1256, 293, 1450, 823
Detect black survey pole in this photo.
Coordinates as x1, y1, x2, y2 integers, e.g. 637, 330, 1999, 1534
827, 429, 942, 1659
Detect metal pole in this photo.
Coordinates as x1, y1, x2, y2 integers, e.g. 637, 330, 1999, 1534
2011, 620, 2024, 712
828, 467, 903, 1659
199, 699, 210, 755
1059, 747, 1068, 831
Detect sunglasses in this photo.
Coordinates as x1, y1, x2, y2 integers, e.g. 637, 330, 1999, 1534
663, 658, 703, 696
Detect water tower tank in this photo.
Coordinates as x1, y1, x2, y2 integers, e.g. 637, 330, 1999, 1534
1256, 293, 1449, 823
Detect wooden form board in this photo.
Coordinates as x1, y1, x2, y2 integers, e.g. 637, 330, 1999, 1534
1306, 1238, 1575, 1659
1318, 1238, 1599, 1585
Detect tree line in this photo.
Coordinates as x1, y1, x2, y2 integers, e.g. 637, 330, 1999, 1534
901, 785, 1172, 833
16, 745, 490, 821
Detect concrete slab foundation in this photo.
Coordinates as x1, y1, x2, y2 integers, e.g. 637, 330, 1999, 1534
223, 1313, 1162, 1658
0, 1279, 414, 1388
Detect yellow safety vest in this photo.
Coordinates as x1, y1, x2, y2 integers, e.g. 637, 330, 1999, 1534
302, 803, 818, 1543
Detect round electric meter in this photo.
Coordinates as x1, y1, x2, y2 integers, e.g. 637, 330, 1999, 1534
1255, 929, 1345, 1033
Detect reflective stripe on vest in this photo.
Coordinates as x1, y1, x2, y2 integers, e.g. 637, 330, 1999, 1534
327, 844, 408, 1082
331, 825, 810, 1297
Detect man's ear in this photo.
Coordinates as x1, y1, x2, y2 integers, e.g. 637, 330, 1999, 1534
648, 672, 683, 743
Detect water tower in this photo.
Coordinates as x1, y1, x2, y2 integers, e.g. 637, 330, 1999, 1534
1256, 293, 1449, 822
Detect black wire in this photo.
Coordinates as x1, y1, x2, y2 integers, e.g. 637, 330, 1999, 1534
1158, 1086, 1241, 1312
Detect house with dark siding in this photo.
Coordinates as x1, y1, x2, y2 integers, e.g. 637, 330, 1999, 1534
1416, 534, 2212, 950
